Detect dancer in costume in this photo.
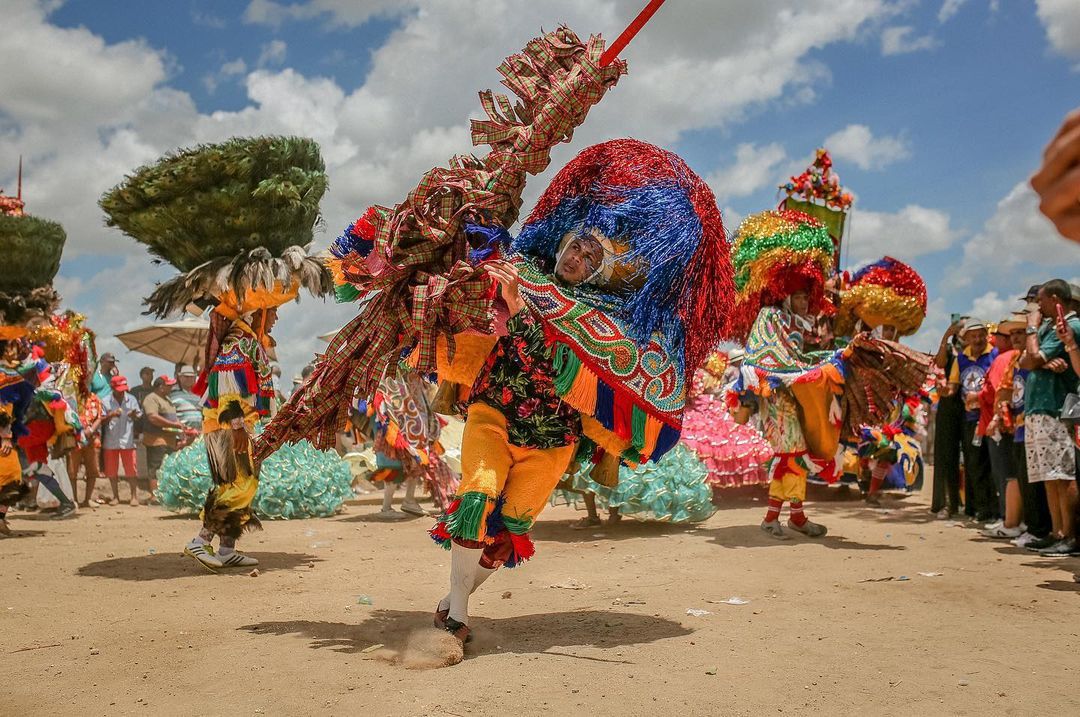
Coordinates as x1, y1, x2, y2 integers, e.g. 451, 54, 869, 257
559, 441, 717, 525
0, 337, 35, 533
834, 256, 930, 505
368, 364, 459, 517
155, 431, 354, 521
1, 179, 76, 525
257, 27, 735, 647
730, 212, 932, 540
29, 312, 101, 507
100, 136, 331, 569
681, 351, 772, 490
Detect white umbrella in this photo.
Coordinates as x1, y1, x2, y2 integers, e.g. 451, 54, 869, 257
115, 316, 210, 367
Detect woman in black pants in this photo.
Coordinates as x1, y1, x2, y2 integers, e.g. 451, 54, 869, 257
932, 323, 964, 517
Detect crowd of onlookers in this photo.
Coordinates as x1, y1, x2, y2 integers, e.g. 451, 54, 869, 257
931, 279, 1080, 557
66, 355, 204, 507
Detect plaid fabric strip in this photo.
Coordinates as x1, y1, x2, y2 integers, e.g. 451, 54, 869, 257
258, 26, 625, 457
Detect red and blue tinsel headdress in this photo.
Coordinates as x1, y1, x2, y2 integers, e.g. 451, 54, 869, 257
512, 138, 733, 372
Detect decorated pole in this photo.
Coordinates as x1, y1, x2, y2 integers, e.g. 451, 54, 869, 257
600, 0, 668, 67
779, 149, 853, 269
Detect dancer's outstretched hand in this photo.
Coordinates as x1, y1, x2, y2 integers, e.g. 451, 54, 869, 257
485, 260, 525, 316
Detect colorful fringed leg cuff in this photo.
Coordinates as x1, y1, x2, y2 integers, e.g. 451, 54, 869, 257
429, 493, 538, 568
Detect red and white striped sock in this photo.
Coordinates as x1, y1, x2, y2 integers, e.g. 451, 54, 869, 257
764, 496, 783, 523
789, 500, 808, 526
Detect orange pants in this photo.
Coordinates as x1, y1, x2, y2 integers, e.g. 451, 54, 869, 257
456, 402, 576, 534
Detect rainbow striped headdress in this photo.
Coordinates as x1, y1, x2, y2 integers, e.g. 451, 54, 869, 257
513, 138, 734, 372
836, 256, 927, 337
731, 209, 835, 340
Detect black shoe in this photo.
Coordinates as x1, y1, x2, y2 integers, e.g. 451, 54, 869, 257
1025, 534, 1060, 551
1038, 538, 1078, 557
442, 617, 471, 644
51, 502, 77, 520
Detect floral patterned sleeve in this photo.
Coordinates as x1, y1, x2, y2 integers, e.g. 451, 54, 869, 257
470, 309, 581, 449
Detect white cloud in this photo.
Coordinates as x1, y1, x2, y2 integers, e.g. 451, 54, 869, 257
242, 0, 407, 28
938, 0, 967, 23
1035, 0, 1080, 58
0, 0, 903, 380
203, 58, 248, 93
844, 204, 962, 264
0, 0, 168, 126
824, 123, 910, 170
258, 39, 287, 67
881, 25, 938, 55
953, 181, 1080, 288
192, 10, 228, 29
968, 290, 1015, 322
706, 143, 788, 201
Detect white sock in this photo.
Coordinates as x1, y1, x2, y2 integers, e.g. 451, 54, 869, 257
381, 481, 395, 512
447, 543, 483, 625
438, 565, 497, 612
404, 477, 418, 504
218, 546, 235, 557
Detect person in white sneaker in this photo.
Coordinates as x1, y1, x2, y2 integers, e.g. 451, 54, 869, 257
183, 297, 288, 571
1019, 281, 1079, 556
981, 316, 1030, 539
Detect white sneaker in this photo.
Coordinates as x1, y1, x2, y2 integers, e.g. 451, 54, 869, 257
1010, 532, 1036, 547
184, 542, 222, 569
983, 520, 1003, 531
982, 524, 1023, 539
217, 551, 259, 568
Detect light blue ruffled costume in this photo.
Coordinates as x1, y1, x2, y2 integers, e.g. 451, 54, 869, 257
558, 444, 717, 523
156, 434, 353, 520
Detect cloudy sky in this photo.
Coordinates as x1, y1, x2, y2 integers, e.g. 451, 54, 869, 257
2, 0, 1080, 380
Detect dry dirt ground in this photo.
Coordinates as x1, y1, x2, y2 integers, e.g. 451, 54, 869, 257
3, 475, 1078, 716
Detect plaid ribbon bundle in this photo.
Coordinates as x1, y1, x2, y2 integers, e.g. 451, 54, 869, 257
256, 26, 626, 460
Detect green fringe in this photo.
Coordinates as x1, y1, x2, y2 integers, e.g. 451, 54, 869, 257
445, 491, 492, 541
501, 513, 533, 536
334, 282, 361, 303
631, 405, 647, 451
552, 342, 582, 397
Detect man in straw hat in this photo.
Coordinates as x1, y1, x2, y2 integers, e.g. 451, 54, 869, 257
949, 318, 998, 521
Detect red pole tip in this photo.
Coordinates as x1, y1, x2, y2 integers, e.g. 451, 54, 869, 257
599, 0, 668, 67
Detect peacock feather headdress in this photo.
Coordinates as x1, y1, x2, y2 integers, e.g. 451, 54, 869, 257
99, 135, 331, 317
0, 211, 65, 329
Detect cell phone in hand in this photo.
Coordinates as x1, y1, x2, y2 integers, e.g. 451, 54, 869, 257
1056, 303, 1066, 324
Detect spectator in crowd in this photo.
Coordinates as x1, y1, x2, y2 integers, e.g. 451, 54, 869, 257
130, 367, 155, 407
170, 365, 203, 435
932, 318, 965, 518
101, 375, 143, 506
68, 390, 103, 507
949, 318, 998, 521
142, 375, 186, 501
981, 315, 1031, 538
129, 366, 155, 488
89, 352, 119, 401
1020, 279, 1079, 556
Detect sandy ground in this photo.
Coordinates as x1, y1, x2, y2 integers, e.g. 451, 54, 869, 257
3, 472, 1078, 717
